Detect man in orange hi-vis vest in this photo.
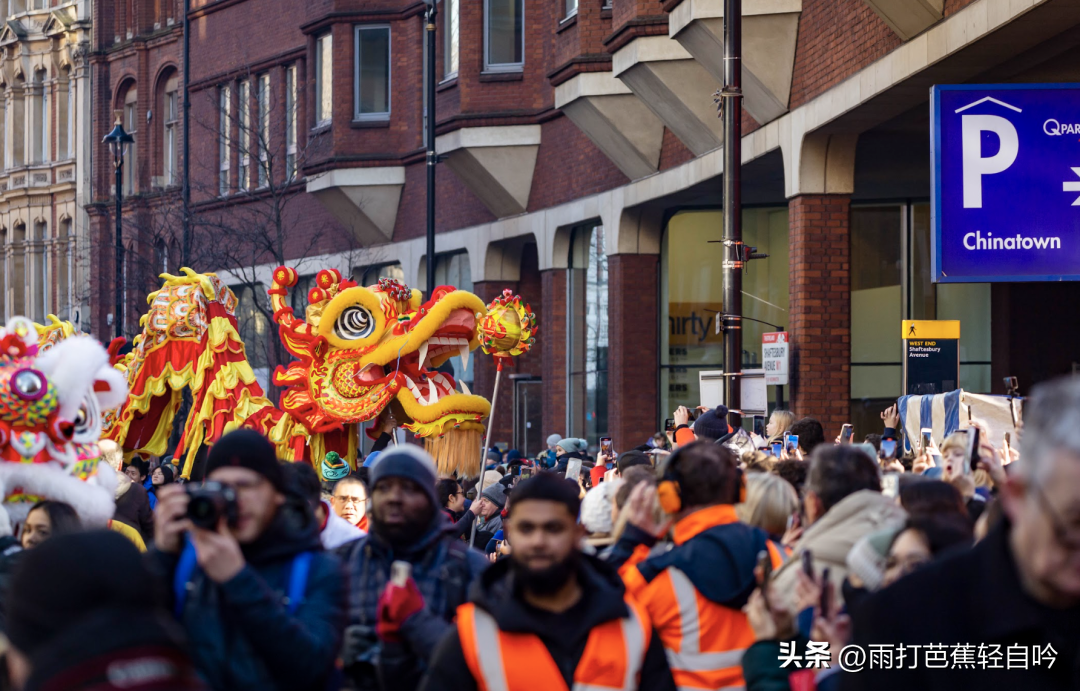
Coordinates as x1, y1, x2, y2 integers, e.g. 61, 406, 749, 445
418, 472, 676, 691
606, 442, 784, 691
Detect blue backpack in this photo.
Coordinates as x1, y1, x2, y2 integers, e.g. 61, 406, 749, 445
172, 538, 313, 619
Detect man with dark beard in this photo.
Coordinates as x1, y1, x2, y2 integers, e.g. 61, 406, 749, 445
418, 472, 676, 691
337, 446, 488, 691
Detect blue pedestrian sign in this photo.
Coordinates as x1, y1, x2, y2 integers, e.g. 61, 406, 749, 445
931, 84, 1080, 283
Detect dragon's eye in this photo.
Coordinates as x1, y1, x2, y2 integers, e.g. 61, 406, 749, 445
334, 305, 376, 340
12, 369, 45, 400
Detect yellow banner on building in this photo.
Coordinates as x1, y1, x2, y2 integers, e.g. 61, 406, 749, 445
902, 320, 960, 340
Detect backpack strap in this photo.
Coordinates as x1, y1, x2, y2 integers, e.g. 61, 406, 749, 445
172, 537, 198, 619
285, 552, 313, 615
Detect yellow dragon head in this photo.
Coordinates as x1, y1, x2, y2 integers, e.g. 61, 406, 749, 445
270, 267, 492, 451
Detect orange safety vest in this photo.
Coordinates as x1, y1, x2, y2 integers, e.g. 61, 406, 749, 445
457, 597, 652, 691
620, 505, 760, 691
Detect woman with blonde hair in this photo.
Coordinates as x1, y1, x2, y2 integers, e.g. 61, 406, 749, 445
765, 409, 796, 447
737, 472, 799, 540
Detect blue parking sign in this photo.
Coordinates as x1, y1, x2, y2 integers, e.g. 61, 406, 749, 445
931, 84, 1080, 282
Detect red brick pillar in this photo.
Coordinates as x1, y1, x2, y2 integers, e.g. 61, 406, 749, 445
541, 269, 568, 441
607, 254, 659, 452
788, 195, 851, 435
471, 281, 519, 450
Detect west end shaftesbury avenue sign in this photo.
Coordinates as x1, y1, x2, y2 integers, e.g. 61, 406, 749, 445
932, 84, 1080, 282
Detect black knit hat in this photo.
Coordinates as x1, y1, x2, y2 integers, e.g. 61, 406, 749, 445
693, 407, 731, 441
8, 531, 156, 657
206, 429, 285, 491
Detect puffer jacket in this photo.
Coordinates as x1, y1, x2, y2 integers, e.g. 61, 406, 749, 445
770, 490, 906, 614
149, 499, 346, 691
336, 511, 489, 691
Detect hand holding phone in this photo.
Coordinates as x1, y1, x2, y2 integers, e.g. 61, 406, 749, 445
753, 415, 766, 438
771, 442, 783, 457
600, 437, 613, 457
966, 427, 981, 473
785, 434, 799, 454
801, 549, 814, 579
840, 424, 853, 444
920, 428, 933, 454
880, 438, 898, 461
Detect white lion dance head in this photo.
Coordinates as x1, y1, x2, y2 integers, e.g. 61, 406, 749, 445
0, 317, 127, 527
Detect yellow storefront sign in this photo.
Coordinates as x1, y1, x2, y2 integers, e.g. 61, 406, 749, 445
901, 320, 960, 340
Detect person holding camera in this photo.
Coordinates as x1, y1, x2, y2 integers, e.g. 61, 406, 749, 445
150, 429, 346, 691
337, 445, 488, 691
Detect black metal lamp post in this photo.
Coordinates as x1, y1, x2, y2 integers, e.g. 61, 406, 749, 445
423, 0, 437, 299
103, 111, 133, 339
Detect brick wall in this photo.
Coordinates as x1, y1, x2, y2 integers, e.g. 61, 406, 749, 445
607, 254, 660, 450
541, 269, 568, 440
789, 0, 900, 110
788, 195, 850, 435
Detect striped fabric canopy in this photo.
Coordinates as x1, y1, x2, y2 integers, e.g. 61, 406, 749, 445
897, 390, 1022, 454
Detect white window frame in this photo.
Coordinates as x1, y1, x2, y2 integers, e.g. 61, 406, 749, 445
483, 0, 524, 73
256, 73, 270, 188
565, 0, 578, 19
285, 65, 297, 180
315, 33, 332, 127
353, 25, 391, 122
164, 87, 179, 186
238, 79, 250, 191
123, 93, 138, 194
218, 84, 230, 196
443, 0, 459, 80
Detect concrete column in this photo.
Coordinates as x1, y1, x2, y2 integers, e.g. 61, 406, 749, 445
73, 41, 91, 331
607, 253, 659, 452
788, 195, 851, 435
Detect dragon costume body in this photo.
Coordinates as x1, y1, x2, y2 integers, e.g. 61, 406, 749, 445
66, 266, 534, 480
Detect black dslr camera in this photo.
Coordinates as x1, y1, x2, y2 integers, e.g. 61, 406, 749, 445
185, 481, 239, 530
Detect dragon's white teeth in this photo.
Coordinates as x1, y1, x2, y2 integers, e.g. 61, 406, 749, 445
426, 379, 439, 405
417, 341, 430, 370
460, 379, 472, 396
459, 343, 470, 371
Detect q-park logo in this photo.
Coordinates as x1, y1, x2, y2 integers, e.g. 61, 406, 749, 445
1044, 118, 1080, 136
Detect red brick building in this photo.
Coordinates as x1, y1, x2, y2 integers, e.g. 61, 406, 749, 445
91, 0, 1080, 455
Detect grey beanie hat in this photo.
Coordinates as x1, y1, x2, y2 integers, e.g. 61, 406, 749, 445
481, 481, 509, 510
557, 438, 588, 454
547, 434, 563, 448
369, 445, 439, 509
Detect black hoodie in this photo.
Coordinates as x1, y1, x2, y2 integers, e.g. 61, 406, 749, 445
418, 554, 676, 691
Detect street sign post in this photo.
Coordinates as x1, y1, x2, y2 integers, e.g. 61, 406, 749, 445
762, 332, 789, 386
902, 320, 960, 396
931, 84, 1080, 282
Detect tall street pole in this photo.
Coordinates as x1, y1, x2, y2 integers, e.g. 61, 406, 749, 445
182, 0, 192, 266
722, 0, 743, 427
425, 2, 437, 298
115, 158, 124, 339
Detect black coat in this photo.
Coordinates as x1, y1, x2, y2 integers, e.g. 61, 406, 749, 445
115, 481, 155, 542
418, 554, 676, 691
149, 500, 346, 691
841, 523, 1080, 691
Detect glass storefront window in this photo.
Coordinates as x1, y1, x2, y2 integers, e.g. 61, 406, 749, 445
568, 224, 608, 450
660, 208, 789, 419
354, 262, 404, 287
850, 203, 992, 438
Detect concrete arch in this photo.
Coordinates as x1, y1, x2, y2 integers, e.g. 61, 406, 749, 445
780, 126, 859, 198
483, 234, 538, 282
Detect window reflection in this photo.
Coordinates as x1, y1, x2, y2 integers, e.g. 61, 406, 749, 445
569, 225, 608, 450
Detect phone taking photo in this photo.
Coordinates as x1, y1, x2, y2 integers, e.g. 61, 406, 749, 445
753, 415, 766, 438
840, 424, 854, 444
966, 426, 981, 473
771, 442, 783, 457
785, 434, 799, 454
801, 549, 814, 579
600, 437, 613, 457
820, 567, 832, 616
664, 418, 675, 433
920, 428, 933, 454
880, 439, 898, 461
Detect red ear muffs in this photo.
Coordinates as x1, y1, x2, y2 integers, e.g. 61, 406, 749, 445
657, 479, 682, 515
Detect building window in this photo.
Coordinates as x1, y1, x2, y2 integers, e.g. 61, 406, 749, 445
218, 84, 230, 196
443, 0, 459, 79
354, 26, 390, 121
123, 87, 138, 194
238, 79, 250, 191
163, 75, 179, 186
566, 225, 608, 450
11, 76, 23, 168
64, 70, 74, 159
285, 65, 297, 180
32, 220, 45, 321
233, 284, 271, 390
10, 223, 24, 317
484, 0, 524, 72
256, 73, 269, 187
660, 208, 790, 419
31, 68, 48, 164
315, 33, 332, 126
565, 0, 577, 18
57, 218, 71, 318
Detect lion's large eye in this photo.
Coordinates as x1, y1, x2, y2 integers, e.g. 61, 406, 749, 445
334, 305, 376, 340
